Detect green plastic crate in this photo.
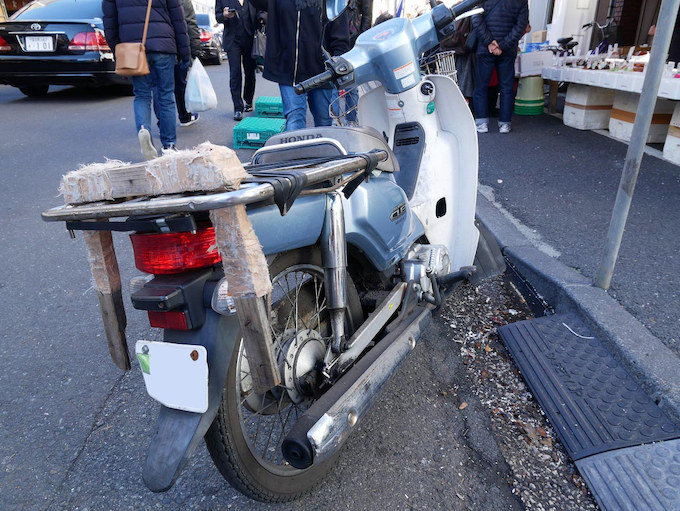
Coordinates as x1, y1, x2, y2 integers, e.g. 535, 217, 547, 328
233, 116, 286, 149
254, 96, 284, 118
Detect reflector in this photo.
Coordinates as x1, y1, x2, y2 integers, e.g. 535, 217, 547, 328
148, 310, 189, 330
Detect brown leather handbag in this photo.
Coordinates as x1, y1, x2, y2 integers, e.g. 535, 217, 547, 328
114, 0, 153, 76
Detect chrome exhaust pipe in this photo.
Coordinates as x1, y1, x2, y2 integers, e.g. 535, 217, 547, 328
281, 306, 432, 469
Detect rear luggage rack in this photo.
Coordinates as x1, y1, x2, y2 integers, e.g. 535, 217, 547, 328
42, 152, 386, 222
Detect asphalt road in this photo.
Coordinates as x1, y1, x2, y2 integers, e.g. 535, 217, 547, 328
0, 66, 524, 510
476, 114, 680, 353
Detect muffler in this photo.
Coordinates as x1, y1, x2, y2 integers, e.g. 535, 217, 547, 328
281, 306, 432, 469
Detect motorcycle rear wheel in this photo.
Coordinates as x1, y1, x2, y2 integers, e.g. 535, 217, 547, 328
205, 247, 363, 502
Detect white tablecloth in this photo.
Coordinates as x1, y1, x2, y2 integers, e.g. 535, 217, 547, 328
542, 67, 680, 100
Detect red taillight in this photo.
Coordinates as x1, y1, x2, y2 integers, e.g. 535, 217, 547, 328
130, 227, 221, 274
68, 31, 110, 51
199, 29, 211, 43
148, 310, 189, 330
0, 35, 11, 52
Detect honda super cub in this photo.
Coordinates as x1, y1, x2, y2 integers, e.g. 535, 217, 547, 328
42, 0, 500, 502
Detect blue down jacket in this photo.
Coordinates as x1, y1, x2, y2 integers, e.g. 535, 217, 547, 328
471, 0, 529, 54
102, 0, 191, 63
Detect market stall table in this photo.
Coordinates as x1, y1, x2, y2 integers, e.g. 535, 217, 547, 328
542, 66, 680, 164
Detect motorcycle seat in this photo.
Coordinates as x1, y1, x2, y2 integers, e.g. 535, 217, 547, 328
557, 37, 574, 46
259, 126, 399, 173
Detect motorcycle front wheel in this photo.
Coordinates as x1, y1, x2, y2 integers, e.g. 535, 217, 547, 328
205, 247, 363, 502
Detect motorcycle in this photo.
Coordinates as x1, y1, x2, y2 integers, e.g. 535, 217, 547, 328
42, 0, 502, 502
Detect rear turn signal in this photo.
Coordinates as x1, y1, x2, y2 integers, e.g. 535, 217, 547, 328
68, 31, 110, 51
0, 35, 11, 52
130, 227, 221, 274
147, 310, 189, 330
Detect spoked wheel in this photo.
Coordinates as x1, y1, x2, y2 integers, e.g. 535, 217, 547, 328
205, 248, 363, 502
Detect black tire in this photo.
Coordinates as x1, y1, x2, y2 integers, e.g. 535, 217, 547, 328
212, 54, 222, 65
19, 85, 49, 97
205, 247, 363, 502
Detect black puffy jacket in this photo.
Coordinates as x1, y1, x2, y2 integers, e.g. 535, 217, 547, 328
102, 0, 191, 63
250, 0, 349, 86
471, 0, 528, 54
182, 0, 202, 58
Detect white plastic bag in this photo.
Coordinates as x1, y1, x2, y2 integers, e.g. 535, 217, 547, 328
185, 58, 217, 112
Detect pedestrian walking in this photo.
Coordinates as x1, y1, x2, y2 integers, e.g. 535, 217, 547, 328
175, 0, 201, 126
251, 0, 349, 131
216, 0, 258, 121
153, 0, 201, 128
471, 0, 528, 134
103, 0, 191, 159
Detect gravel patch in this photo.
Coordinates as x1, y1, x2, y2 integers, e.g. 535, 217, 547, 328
442, 277, 599, 511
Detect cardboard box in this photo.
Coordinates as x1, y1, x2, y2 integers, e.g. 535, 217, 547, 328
531, 30, 547, 43
563, 84, 615, 130
517, 50, 553, 77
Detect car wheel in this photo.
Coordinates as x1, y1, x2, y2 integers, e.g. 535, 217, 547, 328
213, 54, 222, 65
19, 85, 49, 97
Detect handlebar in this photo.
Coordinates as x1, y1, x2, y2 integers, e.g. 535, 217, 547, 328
294, 0, 486, 95
451, 0, 486, 18
294, 69, 336, 95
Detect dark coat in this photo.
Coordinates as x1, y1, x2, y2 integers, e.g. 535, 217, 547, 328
471, 0, 528, 54
102, 0, 191, 62
215, 0, 258, 52
347, 0, 372, 46
182, 0, 202, 58
251, 0, 349, 86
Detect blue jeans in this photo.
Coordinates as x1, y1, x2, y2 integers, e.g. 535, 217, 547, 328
132, 52, 177, 148
345, 88, 358, 123
473, 52, 516, 125
153, 63, 191, 125
279, 85, 332, 131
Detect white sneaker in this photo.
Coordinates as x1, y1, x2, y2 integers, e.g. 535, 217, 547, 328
138, 127, 158, 160
476, 122, 489, 133
499, 123, 511, 134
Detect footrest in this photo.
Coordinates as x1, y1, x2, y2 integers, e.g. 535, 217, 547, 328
576, 439, 680, 511
498, 314, 680, 461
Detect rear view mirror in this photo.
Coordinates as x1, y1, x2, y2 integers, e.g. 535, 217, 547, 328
325, 0, 348, 20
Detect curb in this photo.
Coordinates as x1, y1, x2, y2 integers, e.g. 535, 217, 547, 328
475, 191, 680, 424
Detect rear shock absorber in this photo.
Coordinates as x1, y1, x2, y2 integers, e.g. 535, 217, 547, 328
321, 191, 347, 353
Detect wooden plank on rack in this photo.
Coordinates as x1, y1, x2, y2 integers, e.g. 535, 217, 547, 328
210, 205, 277, 393
82, 228, 131, 370
60, 143, 246, 204
234, 294, 281, 393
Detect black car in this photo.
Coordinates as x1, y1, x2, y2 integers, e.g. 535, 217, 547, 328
0, 0, 128, 96
196, 13, 223, 65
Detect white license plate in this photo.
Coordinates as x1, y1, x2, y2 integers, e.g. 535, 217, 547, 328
135, 340, 209, 413
25, 36, 54, 52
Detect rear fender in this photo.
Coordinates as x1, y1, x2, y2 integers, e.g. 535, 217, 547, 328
142, 309, 239, 492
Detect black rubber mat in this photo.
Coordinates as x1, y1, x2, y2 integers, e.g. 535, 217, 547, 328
499, 314, 680, 460
576, 439, 680, 511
